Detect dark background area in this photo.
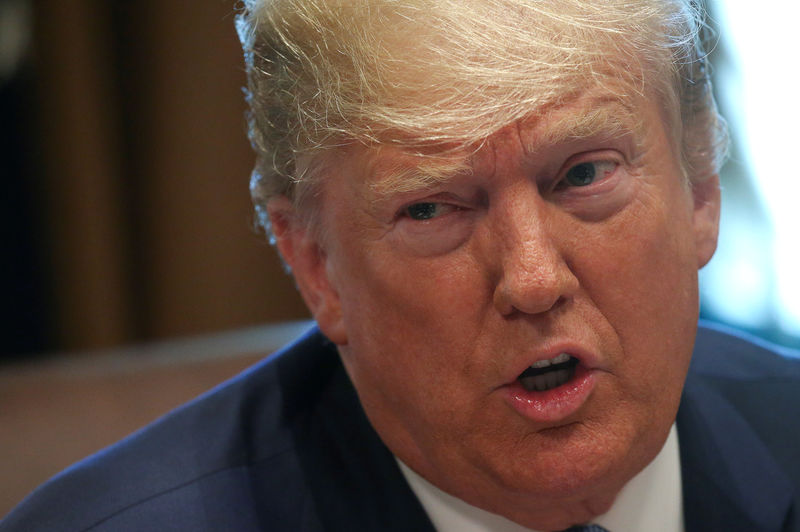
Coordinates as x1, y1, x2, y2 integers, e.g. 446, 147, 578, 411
1, 0, 308, 361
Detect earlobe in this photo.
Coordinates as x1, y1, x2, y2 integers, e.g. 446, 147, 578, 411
691, 175, 721, 269
267, 197, 348, 345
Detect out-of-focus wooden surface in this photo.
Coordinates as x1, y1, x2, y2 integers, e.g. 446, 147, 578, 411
0, 321, 313, 519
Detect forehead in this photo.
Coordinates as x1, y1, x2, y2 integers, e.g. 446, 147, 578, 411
348, 93, 649, 197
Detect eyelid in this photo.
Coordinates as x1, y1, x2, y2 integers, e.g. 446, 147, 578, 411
395, 191, 477, 219
551, 150, 623, 190
405, 202, 464, 222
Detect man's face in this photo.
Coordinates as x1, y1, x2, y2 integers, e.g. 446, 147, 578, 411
275, 91, 719, 529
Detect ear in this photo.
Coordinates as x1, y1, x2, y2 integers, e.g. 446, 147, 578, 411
691, 174, 721, 269
268, 196, 348, 345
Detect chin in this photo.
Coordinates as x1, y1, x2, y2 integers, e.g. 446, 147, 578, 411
455, 453, 624, 532
473, 420, 657, 504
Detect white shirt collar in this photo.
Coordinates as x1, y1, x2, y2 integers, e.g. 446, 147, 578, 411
398, 424, 684, 532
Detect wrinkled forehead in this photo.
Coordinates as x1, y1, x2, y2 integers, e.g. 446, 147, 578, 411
339, 92, 651, 200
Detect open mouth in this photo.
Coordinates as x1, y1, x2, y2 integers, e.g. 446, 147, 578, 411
518, 353, 579, 392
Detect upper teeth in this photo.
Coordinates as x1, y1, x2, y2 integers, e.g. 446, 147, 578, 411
529, 352, 571, 369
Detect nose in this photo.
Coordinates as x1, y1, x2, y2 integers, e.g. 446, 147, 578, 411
491, 194, 579, 316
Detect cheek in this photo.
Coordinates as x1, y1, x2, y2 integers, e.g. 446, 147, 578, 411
339, 243, 483, 327
333, 244, 488, 402
578, 193, 698, 394
582, 178, 697, 308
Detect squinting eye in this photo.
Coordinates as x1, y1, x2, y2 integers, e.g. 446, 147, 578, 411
406, 202, 441, 220
562, 160, 617, 187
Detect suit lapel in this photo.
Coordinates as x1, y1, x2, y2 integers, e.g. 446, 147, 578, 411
295, 342, 436, 532
677, 374, 794, 531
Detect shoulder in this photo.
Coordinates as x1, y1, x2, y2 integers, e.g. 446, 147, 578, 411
0, 326, 338, 532
679, 324, 800, 531
686, 321, 800, 477
691, 320, 800, 381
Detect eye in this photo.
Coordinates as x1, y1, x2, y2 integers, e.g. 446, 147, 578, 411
559, 160, 618, 188
394, 197, 476, 256
404, 202, 455, 220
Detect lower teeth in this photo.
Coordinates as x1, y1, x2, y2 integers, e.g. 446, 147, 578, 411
519, 367, 574, 392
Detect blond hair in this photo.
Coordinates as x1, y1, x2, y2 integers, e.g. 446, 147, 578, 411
236, 0, 727, 231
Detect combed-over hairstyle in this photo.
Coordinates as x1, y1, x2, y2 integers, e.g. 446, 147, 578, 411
236, 0, 727, 232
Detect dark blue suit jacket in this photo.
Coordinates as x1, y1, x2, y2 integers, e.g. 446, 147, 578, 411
2, 323, 799, 531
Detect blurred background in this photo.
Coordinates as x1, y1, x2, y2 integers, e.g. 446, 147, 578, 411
1, 0, 308, 362
0, 1, 310, 513
0, 0, 798, 517
697, 2, 800, 349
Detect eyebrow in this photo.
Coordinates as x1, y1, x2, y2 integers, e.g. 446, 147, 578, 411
522, 98, 642, 153
368, 151, 472, 197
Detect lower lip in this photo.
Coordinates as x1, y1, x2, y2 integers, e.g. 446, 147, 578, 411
501, 365, 597, 423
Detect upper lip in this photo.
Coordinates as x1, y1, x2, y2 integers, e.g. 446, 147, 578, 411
501, 342, 601, 387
